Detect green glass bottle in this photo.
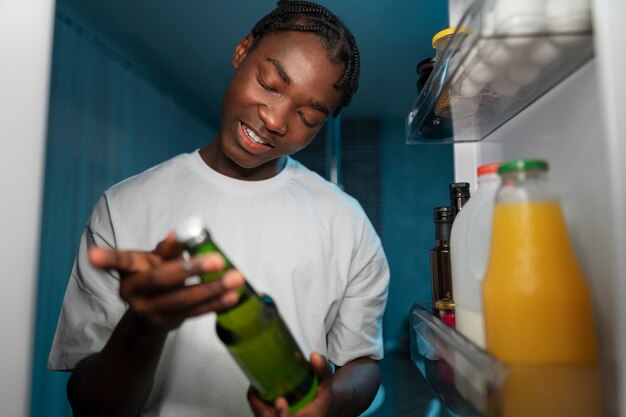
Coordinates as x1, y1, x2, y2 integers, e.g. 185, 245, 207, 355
175, 217, 318, 412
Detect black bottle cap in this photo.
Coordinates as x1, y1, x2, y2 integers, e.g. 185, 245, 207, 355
416, 57, 435, 74
416, 57, 435, 93
449, 182, 470, 199
433, 206, 455, 223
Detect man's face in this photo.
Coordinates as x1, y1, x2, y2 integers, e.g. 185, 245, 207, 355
216, 31, 345, 179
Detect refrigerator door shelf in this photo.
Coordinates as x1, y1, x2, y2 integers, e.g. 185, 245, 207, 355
409, 303, 605, 417
406, 0, 594, 144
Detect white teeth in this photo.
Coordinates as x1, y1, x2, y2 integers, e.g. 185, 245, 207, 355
243, 125, 268, 145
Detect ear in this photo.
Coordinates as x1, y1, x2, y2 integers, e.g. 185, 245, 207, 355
232, 34, 255, 69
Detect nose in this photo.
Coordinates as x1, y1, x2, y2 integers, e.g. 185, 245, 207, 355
257, 103, 288, 136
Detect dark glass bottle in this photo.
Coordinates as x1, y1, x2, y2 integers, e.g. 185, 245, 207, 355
449, 182, 471, 214
429, 207, 455, 321
175, 217, 318, 413
416, 57, 435, 93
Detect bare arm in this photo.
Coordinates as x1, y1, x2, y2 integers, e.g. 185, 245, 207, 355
67, 235, 244, 417
327, 356, 381, 417
67, 311, 168, 417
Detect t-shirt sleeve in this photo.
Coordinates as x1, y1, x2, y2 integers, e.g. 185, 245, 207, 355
326, 217, 390, 366
47, 194, 126, 371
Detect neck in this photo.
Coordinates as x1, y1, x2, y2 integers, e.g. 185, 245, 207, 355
199, 143, 287, 181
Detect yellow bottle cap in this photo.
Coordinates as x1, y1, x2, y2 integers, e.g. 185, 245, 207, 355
432, 27, 471, 48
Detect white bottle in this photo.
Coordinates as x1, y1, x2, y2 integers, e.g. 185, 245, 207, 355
450, 162, 501, 348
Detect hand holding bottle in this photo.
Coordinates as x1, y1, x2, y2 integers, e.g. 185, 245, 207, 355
87, 232, 245, 332
247, 352, 334, 417
67, 232, 246, 417
247, 353, 381, 417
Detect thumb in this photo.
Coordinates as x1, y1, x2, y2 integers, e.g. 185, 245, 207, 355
274, 397, 291, 416
153, 231, 182, 259
310, 352, 333, 382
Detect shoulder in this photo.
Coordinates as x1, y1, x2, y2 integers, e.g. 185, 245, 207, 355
286, 159, 379, 252
107, 152, 193, 198
100, 152, 201, 215
288, 158, 365, 217
90, 152, 197, 245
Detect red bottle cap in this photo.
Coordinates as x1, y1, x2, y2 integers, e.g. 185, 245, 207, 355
435, 299, 456, 328
477, 162, 501, 176
439, 310, 456, 328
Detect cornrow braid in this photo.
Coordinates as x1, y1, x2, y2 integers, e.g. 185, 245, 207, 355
250, 0, 360, 116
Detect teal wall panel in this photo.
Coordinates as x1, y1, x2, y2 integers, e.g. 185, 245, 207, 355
381, 119, 454, 351
31, 11, 215, 417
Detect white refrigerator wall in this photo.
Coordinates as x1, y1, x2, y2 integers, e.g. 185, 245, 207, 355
0, 1, 55, 416
592, 0, 626, 414
451, 1, 626, 415
455, 61, 622, 415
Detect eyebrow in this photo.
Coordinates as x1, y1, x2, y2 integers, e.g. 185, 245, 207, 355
265, 56, 330, 116
266, 57, 291, 85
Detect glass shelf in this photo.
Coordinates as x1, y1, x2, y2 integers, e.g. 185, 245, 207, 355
406, 0, 594, 144
410, 303, 606, 417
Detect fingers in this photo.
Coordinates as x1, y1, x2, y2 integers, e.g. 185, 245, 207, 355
89, 245, 228, 293
310, 352, 333, 382
274, 397, 291, 417
127, 287, 240, 329
127, 269, 244, 316
89, 242, 246, 331
119, 252, 226, 298
88, 246, 160, 274
247, 355, 334, 417
153, 232, 182, 259
125, 267, 244, 331
88, 231, 185, 274
247, 387, 276, 417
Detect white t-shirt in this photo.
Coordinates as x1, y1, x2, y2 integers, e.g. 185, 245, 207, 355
48, 150, 390, 417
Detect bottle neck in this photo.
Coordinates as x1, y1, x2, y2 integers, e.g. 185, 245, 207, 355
434, 221, 452, 242
478, 172, 501, 185
449, 182, 471, 214
451, 197, 469, 213
497, 169, 555, 204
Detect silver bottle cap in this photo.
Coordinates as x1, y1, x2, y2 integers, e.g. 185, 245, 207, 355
175, 216, 210, 248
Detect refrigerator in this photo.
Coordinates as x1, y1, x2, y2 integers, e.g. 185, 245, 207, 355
407, 0, 626, 415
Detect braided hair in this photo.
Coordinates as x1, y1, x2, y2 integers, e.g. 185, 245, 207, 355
250, 0, 360, 117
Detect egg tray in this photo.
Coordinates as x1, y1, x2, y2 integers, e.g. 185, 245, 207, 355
406, 0, 594, 143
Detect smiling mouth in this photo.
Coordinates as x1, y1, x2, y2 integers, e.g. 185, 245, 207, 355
242, 123, 273, 148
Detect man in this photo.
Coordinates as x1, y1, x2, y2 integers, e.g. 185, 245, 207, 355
49, 2, 389, 416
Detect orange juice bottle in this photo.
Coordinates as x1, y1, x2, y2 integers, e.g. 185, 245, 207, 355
482, 159, 598, 365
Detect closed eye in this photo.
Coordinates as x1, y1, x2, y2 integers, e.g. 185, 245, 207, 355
299, 112, 320, 128
257, 74, 276, 92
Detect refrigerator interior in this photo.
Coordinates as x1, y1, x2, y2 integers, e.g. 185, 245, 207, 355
449, 0, 626, 415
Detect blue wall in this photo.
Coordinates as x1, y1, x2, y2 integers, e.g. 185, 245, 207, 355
377, 0, 452, 351
381, 119, 454, 351
31, 11, 215, 417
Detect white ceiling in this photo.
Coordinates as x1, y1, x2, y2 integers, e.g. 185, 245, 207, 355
56, 0, 449, 127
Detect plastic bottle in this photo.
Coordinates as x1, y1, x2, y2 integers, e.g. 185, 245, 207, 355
483, 159, 603, 417
175, 216, 318, 413
450, 163, 501, 348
